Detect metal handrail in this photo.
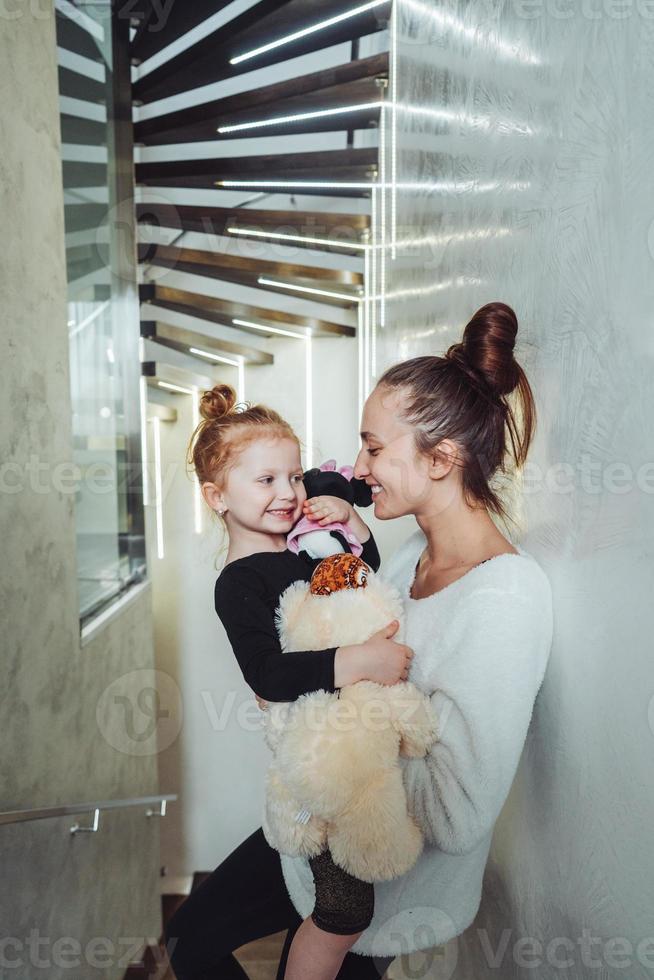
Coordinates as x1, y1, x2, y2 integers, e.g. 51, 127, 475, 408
0, 793, 177, 831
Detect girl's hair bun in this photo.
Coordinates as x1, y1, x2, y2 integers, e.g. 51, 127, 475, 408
460, 302, 520, 397
199, 383, 237, 421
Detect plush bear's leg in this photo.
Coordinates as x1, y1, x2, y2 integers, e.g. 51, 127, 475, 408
262, 762, 327, 858
327, 770, 423, 882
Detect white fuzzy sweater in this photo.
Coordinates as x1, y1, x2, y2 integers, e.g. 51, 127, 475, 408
280, 527, 554, 957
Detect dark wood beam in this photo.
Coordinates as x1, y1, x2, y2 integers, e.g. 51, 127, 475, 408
133, 0, 390, 104
134, 52, 388, 145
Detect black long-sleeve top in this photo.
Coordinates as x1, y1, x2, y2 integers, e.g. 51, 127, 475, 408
214, 535, 381, 702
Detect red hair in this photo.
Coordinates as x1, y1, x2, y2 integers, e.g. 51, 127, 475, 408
186, 384, 300, 515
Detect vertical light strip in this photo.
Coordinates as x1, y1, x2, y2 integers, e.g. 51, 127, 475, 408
357, 302, 364, 422
379, 86, 387, 329
391, 0, 398, 259
152, 416, 164, 560
370, 185, 378, 381
237, 357, 246, 403
191, 386, 202, 535
305, 335, 313, 469
363, 239, 371, 399
139, 375, 150, 506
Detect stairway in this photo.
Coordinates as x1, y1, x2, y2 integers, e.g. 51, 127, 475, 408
123, 871, 288, 979
132, 0, 391, 423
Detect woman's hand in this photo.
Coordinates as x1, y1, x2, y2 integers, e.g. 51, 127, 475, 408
303, 495, 351, 526
334, 621, 414, 687
255, 694, 269, 711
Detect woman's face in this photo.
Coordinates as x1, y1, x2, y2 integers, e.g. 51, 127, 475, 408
354, 385, 434, 519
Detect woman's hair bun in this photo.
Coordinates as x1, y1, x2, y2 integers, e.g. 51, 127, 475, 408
459, 301, 520, 397
199, 383, 237, 421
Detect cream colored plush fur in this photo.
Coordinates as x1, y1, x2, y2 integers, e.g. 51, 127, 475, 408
261, 572, 438, 883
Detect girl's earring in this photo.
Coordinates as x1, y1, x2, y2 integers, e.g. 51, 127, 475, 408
218, 507, 226, 516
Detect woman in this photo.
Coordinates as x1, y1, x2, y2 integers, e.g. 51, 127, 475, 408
165, 301, 553, 979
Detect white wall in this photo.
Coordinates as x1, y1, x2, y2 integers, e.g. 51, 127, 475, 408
385, 3, 654, 979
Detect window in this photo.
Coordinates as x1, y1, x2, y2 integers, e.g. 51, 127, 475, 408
56, 2, 146, 626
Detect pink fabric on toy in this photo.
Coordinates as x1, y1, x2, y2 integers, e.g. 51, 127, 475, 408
286, 516, 363, 557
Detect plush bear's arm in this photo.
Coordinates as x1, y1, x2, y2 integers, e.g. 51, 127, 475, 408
383, 682, 438, 758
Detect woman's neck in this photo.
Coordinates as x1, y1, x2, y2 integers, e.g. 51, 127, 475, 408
414, 501, 514, 570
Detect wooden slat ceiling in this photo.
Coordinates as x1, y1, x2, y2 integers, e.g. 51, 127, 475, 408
141, 284, 356, 338
132, 0, 387, 376
134, 52, 388, 145
133, 0, 390, 103
138, 244, 363, 287
135, 147, 378, 192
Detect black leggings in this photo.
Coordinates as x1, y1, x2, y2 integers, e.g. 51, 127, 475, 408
164, 826, 394, 980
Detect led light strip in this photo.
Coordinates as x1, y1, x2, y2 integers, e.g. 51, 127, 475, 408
233, 317, 307, 339
357, 302, 364, 425
390, 0, 398, 260
189, 347, 245, 401
305, 334, 313, 469
371, 185, 377, 380
158, 381, 194, 394
229, 0, 388, 65
217, 101, 382, 134
379, 82, 387, 329
191, 386, 202, 535
232, 319, 313, 467
152, 416, 164, 560
363, 234, 370, 400
257, 276, 361, 303
139, 374, 150, 507
227, 226, 368, 251
216, 179, 379, 190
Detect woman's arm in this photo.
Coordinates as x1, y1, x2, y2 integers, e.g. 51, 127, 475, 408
215, 566, 339, 702
400, 582, 553, 855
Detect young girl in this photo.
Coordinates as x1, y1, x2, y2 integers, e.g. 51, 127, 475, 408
189, 382, 413, 980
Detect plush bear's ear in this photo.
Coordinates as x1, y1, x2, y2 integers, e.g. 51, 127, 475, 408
351, 477, 373, 508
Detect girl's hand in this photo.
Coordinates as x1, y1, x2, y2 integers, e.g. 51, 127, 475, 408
302, 495, 351, 526
255, 694, 269, 711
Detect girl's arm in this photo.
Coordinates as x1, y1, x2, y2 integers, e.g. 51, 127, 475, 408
215, 564, 347, 702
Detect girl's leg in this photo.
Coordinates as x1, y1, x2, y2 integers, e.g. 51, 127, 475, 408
164, 826, 302, 980
280, 848, 394, 980
276, 924, 394, 980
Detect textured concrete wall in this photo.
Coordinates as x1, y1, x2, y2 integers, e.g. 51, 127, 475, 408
384, 3, 654, 979
0, 9, 162, 979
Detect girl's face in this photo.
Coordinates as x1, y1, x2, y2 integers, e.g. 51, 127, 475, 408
353, 385, 445, 520
218, 436, 306, 534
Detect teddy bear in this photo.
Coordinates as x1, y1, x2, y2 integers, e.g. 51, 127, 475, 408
260, 551, 438, 883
